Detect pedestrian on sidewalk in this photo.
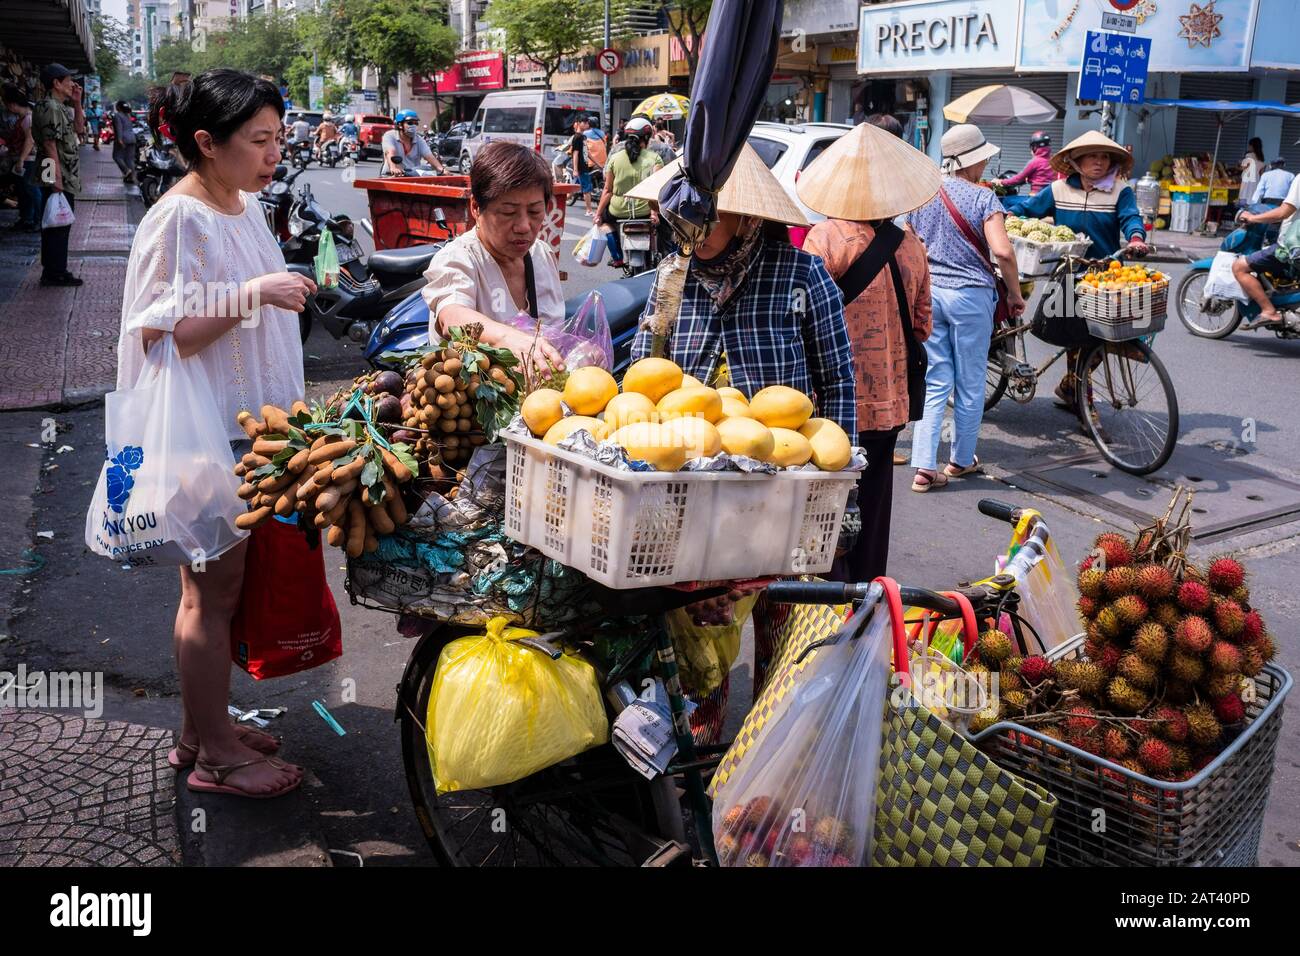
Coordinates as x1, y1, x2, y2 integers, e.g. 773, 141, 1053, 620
1251, 160, 1293, 206
87, 98, 102, 150
1, 83, 41, 231
32, 63, 85, 287
800, 121, 940, 581
1239, 137, 1265, 208
118, 69, 316, 799
905, 124, 1026, 492
110, 100, 137, 184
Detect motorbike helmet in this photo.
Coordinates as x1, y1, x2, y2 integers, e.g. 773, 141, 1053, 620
624, 116, 653, 140
1029, 131, 1051, 149
396, 109, 419, 126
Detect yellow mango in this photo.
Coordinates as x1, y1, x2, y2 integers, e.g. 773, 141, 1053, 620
607, 422, 686, 471
602, 391, 658, 432
681, 373, 705, 389
720, 397, 754, 419
749, 385, 814, 430
543, 416, 605, 446
621, 357, 683, 403
656, 385, 723, 424
798, 418, 852, 471
520, 388, 565, 437
768, 427, 813, 467
663, 416, 721, 459
716, 417, 775, 461
717, 386, 748, 405
563, 366, 618, 416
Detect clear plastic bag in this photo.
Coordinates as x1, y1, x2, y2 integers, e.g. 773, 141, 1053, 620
503, 290, 613, 370
84, 336, 247, 566
573, 224, 606, 267
710, 601, 892, 867
314, 226, 340, 289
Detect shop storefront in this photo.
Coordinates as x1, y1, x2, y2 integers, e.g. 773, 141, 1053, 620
414, 49, 506, 123
550, 34, 685, 131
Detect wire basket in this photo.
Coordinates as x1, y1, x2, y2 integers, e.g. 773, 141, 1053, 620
970, 635, 1292, 866
1076, 284, 1168, 341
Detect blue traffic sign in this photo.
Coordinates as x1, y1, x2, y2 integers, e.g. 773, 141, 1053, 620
1077, 31, 1151, 104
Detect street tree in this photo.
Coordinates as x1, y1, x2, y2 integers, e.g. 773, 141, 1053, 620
92, 15, 133, 89
105, 73, 152, 107
655, 0, 712, 84
484, 0, 631, 87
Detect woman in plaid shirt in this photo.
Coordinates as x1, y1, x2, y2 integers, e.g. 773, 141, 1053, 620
625, 145, 856, 743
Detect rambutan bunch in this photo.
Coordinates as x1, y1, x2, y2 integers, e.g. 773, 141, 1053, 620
1177, 580, 1212, 614
1134, 564, 1176, 601
1092, 532, 1133, 569
1206, 556, 1246, 594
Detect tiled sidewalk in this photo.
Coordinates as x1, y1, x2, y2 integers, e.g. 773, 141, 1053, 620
0, 148, 131, 411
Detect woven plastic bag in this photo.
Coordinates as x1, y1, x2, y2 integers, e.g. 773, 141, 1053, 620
425, 616, 609, 794
710, 595, 891, 867
84, 335, 246, 566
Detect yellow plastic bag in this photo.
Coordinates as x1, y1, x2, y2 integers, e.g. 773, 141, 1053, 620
665, 593, 758, 696
425, 617, 609, 794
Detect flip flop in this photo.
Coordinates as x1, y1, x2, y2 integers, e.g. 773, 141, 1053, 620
167, 726, 281, 770
911, 469, 949, 493
187, 757, 302, 799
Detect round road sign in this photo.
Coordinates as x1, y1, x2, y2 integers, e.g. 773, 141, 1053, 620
596, 48, 622, 76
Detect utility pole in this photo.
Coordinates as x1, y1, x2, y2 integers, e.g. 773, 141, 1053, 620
1100, 101, 1115, 138
603, 0, 611, 135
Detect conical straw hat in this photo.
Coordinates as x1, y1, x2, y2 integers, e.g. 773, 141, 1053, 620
625, 143, 809, 226
796, 123, 942, 221
1051, 129, 1134, 176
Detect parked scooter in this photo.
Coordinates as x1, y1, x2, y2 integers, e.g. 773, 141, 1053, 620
616, 217, 660, 278
282, 183, 443, 345
257, 164, 302, 242
1175, 204, 1300, 339
137, 142, 186, 208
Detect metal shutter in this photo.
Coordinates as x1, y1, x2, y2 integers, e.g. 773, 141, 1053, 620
1279, 78, 1300, 170
948, 73, 1068, 178
1173, 75, 1255, 167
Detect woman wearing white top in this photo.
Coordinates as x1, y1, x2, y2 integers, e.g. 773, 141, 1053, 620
1240, 137, 1265, 208
423, 141, 566, 373
118, 70, 316, 799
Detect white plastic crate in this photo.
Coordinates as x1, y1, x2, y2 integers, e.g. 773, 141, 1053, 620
1010, 235, 1092, 277
1076, 284, 1168, 341
502, 432, 858, 589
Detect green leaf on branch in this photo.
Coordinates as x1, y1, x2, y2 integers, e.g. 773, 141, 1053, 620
391, 442, 419, 479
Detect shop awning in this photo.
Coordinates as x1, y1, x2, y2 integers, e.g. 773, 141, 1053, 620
0, 0, 95, 74
1144, 99, 1300, 117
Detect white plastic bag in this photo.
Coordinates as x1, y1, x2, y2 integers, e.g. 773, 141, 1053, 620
710, 600, 891, 867
85, 336, 247, 566
573, 224, 606, 267
41, 192, 75, 229
1203, 251, 1249, 303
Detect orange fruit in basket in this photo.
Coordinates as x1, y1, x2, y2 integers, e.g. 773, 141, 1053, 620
622, 357, 683, 403
521, 388, 565, 437
602, 391, 658, 432
662, 416, 721, 459
1109, 260, 1123, 272
768, 428, 813, 467
717, 417, 775, 461
657, 385, 724, 424
563, 366, 618, 416
749, 385, 814, 430
543, 415, 605, 445
799, 418, 852, 471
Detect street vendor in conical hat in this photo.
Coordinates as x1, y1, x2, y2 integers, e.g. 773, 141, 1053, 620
626, 144, 856, 744
626, 144, 856, 438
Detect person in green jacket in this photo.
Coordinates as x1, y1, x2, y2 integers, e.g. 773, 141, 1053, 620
32, 63, 85, 286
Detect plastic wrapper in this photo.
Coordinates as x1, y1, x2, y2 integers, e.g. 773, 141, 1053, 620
501, 290, 613, 370
994, 514, 1083, 653
425, 616, 609, 794
314, 226, 340, 289
666, 593, 759, 696
710, 602, 892, 867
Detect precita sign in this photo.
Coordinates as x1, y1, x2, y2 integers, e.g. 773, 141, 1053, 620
858, 0, 1020, 73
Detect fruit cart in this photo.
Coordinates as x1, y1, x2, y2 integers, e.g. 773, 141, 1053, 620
354, 175, 579, 256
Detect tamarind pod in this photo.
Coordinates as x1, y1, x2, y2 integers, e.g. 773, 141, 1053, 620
368, 501, 396, 535
331, 454, 367, 484
290, 400, 309, 418
275, 484, 299, 518
315, 478, 358, 514
297, 466, 332, 501
252, 437, 289, 456
233, 462, 248, 478
261, 404, 291, 435
286, 447, 311, 474
345, 500, 366, 557
236, 410, 262, 439
236, 481, 260, 500
363, 526, 379, 554
308, 438, 356, 464
315, 495, 350, 529
326, 523, 346, 548
382, 475, 409, 525
235, 505, 273, 529
382, 447, 413, 483
258, 470, 296, 494
242, 452, 271, 469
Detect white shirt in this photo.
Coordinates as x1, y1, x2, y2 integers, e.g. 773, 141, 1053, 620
1282, 175, 1300, 224
422, 226, 565, 338
1253, 167, 1295, 203
116, 191, 305, 442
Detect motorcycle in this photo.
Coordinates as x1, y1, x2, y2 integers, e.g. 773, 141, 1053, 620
282, 182, 442, 345
341, 135, 362, 165
1175, 204, 1300, 340
319, 139, 341, 168
257, 164, 303, 242
365, 269, 650, 374
137, 143, 186, 208
616, 217, 660, 278
290, 139, 313, 170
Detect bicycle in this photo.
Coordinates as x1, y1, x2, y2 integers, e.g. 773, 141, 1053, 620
984, 251, 1179, 475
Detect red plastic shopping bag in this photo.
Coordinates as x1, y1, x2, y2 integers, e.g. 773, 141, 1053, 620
231, 516, 342, 680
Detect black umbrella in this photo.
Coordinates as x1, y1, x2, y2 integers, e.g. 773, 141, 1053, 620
658, 0, 783, 247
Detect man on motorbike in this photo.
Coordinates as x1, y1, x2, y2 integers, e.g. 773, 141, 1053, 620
594, 120, 663, 267
1231, 173, 1300, 329
314, 114, 340, 160
382, 109, 445, 177
996, 131, 1059, 200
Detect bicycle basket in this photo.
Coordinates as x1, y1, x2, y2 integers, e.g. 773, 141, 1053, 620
970, 635, 1292, 866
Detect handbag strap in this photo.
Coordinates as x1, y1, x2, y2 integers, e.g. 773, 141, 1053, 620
886, 257, 914, 349
523, 252, 538, 319
938, 187, 997, 280
833, 220, 905, 305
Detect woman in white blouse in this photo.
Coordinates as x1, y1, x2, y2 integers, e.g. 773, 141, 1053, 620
117, 70, 316, 799
423, 141, 566, 373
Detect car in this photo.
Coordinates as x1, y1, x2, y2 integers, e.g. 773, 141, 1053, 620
460, 90, 603, 172
745, 121, 853, 224
357, 114, 395, 159
432, 121, 473, 171
285, 109, 326, 132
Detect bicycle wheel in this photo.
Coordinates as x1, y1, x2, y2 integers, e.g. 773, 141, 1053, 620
398, 628, 662, 867
1175, 269, 1241, 338
1075, 339, 1179, 475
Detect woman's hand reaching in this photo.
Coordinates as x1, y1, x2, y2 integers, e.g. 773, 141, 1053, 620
250, 271, 317, 313
493, 324, 566, 379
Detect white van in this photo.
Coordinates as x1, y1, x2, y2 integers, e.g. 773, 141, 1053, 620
460, 90, 604, 171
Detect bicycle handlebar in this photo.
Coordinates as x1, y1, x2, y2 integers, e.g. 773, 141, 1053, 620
978, 498, 1022, 525
764, 580, 962, 616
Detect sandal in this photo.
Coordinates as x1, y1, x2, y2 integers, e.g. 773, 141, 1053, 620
911, 469, 949, 493
892, 452, 909, 466
167, 726, 281, 770
944, 456, 983, 478
187, 756, 301, 799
